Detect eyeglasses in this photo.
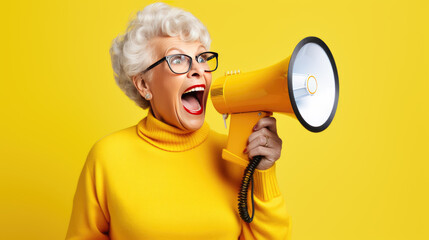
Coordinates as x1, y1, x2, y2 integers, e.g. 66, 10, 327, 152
142, 51, 218, 74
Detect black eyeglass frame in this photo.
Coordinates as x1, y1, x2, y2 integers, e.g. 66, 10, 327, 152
141, 51, 218, 74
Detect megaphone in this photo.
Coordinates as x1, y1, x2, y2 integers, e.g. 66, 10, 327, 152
211, 36, 339, 223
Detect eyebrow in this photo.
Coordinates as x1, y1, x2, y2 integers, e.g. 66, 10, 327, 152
164, 45, 207, 56
164, 47, 183, 55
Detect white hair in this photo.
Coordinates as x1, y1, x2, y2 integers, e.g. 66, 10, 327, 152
110, 3, 211, 109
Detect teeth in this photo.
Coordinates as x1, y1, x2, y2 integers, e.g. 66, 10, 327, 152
184, 86, 205, 94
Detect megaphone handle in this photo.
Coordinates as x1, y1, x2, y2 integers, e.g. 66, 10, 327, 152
224, 111, 272, 162
221, 111, 272, 223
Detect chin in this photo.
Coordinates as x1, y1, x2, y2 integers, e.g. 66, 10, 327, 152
181, 114, 205, 131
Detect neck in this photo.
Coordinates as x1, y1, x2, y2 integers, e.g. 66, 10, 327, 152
137, 110, 210, 152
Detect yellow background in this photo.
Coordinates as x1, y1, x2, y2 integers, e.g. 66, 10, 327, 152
1, 0, 428, 239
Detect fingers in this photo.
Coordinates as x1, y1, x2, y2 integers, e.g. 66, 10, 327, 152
246, 134, 282, 157
249, 116, 278, 146
248, 127, 269, 144
253, 116, 277, 133
245, 130, 282, 159
247, 133, 271, 151
244, 116, 283, 170
247, 144, 281, 162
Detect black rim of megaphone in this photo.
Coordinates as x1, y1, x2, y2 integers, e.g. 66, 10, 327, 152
287, 36, 339, 132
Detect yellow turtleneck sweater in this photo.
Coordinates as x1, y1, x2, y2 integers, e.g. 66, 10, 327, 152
66, 111, 291, 240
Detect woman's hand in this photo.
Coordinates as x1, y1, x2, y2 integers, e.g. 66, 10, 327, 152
244, 115, 283, 170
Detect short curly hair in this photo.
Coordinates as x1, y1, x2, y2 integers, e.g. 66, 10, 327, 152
109, 3, 211, 109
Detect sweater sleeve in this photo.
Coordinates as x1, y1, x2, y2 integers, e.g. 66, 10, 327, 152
66, 146, 110, 240
239, 163, 292, 240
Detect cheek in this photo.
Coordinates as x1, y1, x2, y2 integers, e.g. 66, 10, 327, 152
151, 82, 184, 115
205, 73, 213, 86
151, 71, 182, 100
153, 83, 181, 104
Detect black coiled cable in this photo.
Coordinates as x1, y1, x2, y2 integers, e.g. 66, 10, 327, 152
238, 155, 263, 223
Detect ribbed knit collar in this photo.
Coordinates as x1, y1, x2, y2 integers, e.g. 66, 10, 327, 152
137, 110, 210, 152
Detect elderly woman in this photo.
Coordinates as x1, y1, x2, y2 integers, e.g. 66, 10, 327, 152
66, 3, 290, 240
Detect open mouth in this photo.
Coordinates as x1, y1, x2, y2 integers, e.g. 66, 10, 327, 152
181, 84, 205, 115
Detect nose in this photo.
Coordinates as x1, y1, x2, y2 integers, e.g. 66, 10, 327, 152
187, 59, 205, 79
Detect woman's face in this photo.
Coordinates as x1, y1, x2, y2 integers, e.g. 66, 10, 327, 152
144, 36, 212, 132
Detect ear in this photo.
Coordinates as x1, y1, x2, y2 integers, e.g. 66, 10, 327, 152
132, 74, 151, 97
